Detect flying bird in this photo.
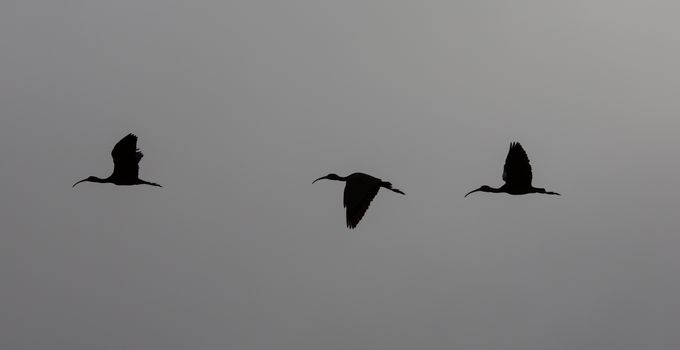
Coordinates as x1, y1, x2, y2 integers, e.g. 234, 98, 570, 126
73, 133, 162, 188
313, 172, 405, 229
465, 142, 559, 197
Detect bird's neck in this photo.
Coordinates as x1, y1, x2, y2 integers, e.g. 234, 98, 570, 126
488, 186, 505, 193
329, 175, 348, 182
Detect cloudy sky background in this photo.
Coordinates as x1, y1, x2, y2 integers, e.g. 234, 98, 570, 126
2, 1, 680, 349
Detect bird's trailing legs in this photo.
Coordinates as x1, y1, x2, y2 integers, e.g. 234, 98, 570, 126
381, 181, 405, 195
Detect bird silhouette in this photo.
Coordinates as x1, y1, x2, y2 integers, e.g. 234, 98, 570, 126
313, 172, 405, 229
465, 142, 559, 197
73, 133, 162, 188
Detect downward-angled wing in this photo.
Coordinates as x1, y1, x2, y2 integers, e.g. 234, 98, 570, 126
502, 142, 532, 187
343, 174, 381, 229
110, 133, 143, 180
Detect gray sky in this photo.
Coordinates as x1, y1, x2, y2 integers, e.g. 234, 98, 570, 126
2, 1, 680, 349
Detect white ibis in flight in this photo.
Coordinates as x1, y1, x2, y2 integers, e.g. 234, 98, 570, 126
73, 133, 161, 188
313, 172, 404, 229
465, 142, 559, 197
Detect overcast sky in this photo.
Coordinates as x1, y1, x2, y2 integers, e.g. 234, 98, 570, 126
2, 1, 680, 349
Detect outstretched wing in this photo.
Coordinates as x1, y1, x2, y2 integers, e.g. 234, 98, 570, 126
502, 142, 532, 187
110, 133, 142, 180
343, 174, 381, 229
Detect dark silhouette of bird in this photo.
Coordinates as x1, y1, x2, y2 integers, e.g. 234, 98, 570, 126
313, 172, 405, 229
465, 142, 559, 197
73, 133, 162, 188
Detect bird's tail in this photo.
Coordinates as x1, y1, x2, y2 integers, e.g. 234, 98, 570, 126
381, 181, 405, 195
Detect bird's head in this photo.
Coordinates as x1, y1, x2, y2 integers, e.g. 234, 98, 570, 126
72, 176, 104, 187
464, 185, 492, 197
313, 173, 342, 183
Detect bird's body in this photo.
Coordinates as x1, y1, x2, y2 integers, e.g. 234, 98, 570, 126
313, 172, 404, 229
73, 133, 161, 188
465, 142, 559, 197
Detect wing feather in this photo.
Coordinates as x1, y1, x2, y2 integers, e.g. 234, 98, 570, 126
502, 142, 532, 187
110, 133, 142, 180
343, 174, 381, 229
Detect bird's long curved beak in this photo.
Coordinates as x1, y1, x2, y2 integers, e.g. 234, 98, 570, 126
312, 176, 327, 184
464, 188, 481, 198
72, 179, 87, 188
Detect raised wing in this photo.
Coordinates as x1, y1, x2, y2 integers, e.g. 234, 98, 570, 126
502, 142, 532, 187
343, 174, 381, 229
110, 133, 142, 180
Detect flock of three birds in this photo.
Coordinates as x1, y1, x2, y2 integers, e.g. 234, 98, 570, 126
74, 133, 560, 229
